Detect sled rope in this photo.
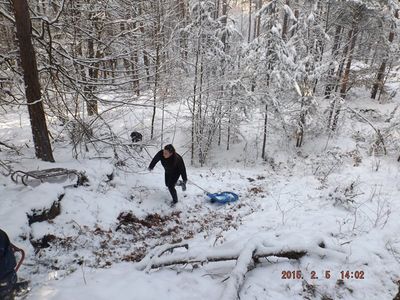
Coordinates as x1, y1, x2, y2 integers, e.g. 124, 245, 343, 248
11, 243, 25, 272
187, 179, 210, 194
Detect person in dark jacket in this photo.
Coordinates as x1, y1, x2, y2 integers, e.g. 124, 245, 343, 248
148, 144, 187, 205
0, 229, 17, 300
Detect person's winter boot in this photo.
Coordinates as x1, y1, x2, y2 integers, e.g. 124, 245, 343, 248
181, 181, 186, 191
177, 180, 186, 191
170, 191, 178, 206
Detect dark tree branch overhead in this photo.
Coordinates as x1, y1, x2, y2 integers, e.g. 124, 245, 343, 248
0, 140, 21, 154
0, 0, 398, 160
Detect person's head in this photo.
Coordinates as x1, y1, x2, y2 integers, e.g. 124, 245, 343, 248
163, 144, 176, 159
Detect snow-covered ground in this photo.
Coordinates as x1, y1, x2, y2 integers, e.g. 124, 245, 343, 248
1, 91, 400, 300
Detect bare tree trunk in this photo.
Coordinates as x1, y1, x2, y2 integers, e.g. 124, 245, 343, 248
324, 0, 331, 31
178, 0, 188, 59
132, 18, 140, 96
334, 29, 352, 94
215, 0, 220, 19
132, 50, 140, 96
227, 105, 231, 151
178, 0, 187, 19
261, 104, 267, 159
143, 51, 151, 82
221, 0, 228, 48
217, 104, 222, 146
191, 28, 201, 165
139, 3, 151, 83
296, 97, 306, 147
247, 0, 252, 43
216, 0, 228, 148
87, 36, 98, 116
371, 9, 398, 99
371, 61, 387, 100
282, 0, 289, 40
289, 7, 299, 38
83, 1, 98, 116
0, 5, 14, 51
197, 56, 204, 165
253, 0, 261, 40
13, 0, 55, 162
151, 2, 162, 139
339, 23, 358, 99
256, 0, 261, 37
325, 25, 342, 99
329, 21, 358, 131
328, 27, 353, 131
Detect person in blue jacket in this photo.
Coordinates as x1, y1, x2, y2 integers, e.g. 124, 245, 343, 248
0, 229, 17, 300
148, 144, 187, 205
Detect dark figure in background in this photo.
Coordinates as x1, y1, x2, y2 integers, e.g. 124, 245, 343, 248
148, 144, 187, 205
130, 131, 143, 152
0, 229, 17, 300
130, 131, 143, 143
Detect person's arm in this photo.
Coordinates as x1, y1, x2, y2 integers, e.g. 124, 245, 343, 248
178, 155, 187, 182
0, 230, 15, 276
148, 150, 162, 170
0, 229, 9, 258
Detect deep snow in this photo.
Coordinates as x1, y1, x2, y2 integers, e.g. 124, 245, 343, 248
1, 91, 400, 300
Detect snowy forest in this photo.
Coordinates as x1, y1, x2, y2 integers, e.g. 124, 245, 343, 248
1, 0, 400, 299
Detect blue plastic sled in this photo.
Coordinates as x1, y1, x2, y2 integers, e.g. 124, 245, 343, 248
206, 192, 239, 204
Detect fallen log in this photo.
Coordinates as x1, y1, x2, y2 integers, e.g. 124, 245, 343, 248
136, 245, 307, 271
135, 235, 344, 300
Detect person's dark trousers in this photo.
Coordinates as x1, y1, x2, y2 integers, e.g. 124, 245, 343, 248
165, 173, 178, 203
167, 185, 178, 203
0, 272, 17, 300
